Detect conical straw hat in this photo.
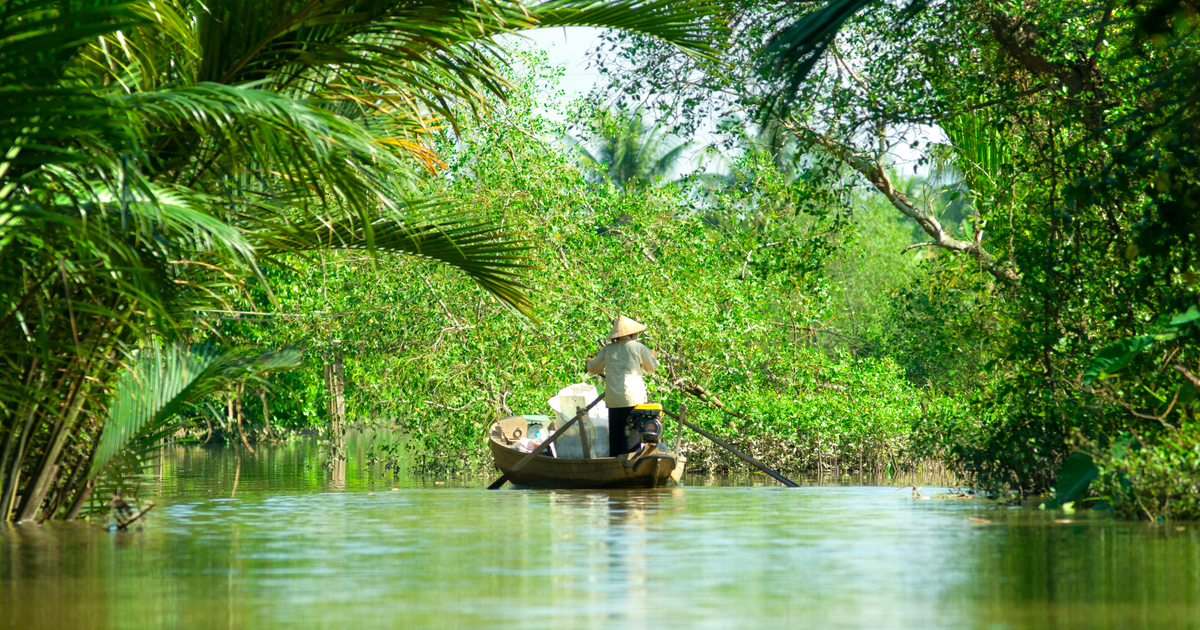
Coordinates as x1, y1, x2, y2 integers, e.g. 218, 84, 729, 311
607, 315, 647, 340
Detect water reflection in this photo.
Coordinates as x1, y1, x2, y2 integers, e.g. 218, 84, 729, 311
1, 442, 1197, 630
959, 509, 1200, 628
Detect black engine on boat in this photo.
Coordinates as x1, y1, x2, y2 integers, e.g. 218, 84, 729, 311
630, 403, 663, 444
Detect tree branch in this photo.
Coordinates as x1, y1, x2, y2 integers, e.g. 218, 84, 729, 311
987, 12, 1106, 131
788, 124, 1018, 283
901, 241, 938, 254
1174, 363, 1200, 389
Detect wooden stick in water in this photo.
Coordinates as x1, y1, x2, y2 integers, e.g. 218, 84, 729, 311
662, 407, 800, 488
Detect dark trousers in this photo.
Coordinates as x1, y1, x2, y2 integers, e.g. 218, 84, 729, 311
608, 406, 639, 457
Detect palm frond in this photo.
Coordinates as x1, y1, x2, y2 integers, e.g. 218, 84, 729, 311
0, 1, 144, 82
90, 343, 302, 478
531, 0, 719, 57
0, 1, 146, 171
760, 0, 876, 118
253, 201, 534, 315
760, 0, 926, 118
575, 109, 691, 188
939, 112, 1013, 199
124, 82, 422, 207
649, 140, 689, 179
188, 0, 528, 132
181, 0, 717, 135
78, 0, 200, 92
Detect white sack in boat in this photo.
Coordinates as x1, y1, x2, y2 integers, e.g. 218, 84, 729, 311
548, 383, 609, 458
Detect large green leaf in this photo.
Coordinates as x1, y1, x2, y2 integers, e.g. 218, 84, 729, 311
90, 343, 302, 478
1081, 335, 1154, 385
1042, 452, 1099, 510
1167, 305, 1200, 328
1081, 306, 1200, 385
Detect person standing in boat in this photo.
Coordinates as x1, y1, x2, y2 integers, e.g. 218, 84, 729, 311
586, 316, 659, 457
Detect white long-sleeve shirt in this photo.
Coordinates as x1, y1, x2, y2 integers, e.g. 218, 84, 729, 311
585, 339, 658, 408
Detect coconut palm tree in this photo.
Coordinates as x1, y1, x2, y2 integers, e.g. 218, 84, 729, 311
695, 118, 811, 190
0, 0, 716, 522
573, 109, 693, 191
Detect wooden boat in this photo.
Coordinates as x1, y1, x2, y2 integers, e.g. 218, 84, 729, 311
488, 415, 685, 489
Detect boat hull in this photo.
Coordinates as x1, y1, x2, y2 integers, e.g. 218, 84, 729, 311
489, 416, 685, 489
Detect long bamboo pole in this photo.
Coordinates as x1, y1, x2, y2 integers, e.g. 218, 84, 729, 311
662, 408, 799, 488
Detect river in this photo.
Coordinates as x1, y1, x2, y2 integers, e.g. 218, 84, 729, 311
2, 438, 1198, 629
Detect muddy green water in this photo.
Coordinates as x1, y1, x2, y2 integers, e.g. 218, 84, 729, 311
2, 439, 1198, 629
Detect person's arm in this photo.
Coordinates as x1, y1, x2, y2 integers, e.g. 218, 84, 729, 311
639, 343, 659, 374
585, 346, 606, 375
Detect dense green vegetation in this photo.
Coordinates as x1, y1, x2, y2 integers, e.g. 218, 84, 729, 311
217, 62, 959, 478
0, 0, 713, 521
4, 0, 1198, 521
594, 0, 1200, 517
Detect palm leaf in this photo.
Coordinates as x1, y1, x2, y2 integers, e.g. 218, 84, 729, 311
253, 201, 534, 315
78, 0, 200, 92
124, 82, 422, 210
90, 343, 303, 478
939, 112, 1013, 199
760, 0, 925, 118
649, 140, 689, 179
531, 0, 719, 57
180, 0, 717, 135
0, 1, 146, 170
575, 109, 690, 188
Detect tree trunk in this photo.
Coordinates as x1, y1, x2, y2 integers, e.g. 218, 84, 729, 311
324, 354, 346, 436
1, 369, 48, 522
64, 478, 94, 522
324, 350, 346, 485
260, 389, 273, 439
0, 360, 40, 517
226, 393, 235, 435
17, 379, 89, 522
235, 382, 255, 455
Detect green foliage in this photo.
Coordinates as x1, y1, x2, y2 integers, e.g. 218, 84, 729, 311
586, 0, 1199, 514
92, 343, 302, 479
825, 192, 921, 344
1090, 426, 1200, 521
0, 0, 719, 521
1081, 337, 1157, 386
225, 62, 960, 477
872, 259, 998, 392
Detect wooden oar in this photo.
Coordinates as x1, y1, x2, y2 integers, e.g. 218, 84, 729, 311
662, 406, 800, 488
487, 393, 605, 490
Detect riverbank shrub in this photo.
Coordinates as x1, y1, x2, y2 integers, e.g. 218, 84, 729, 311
583, 0, 1200, 516
214, 55, 963, 477
1088, 425, 1200, 521
0, 0, 714, 522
